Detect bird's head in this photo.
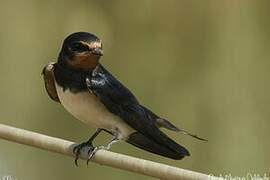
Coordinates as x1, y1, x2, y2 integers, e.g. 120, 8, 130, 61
58, 32, 103, 70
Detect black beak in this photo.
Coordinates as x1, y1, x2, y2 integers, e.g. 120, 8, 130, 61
91, 48, 103, 56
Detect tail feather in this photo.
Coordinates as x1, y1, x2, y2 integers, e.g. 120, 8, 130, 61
156, 118, 207, 141
156, 118, 180, 132
177, 128, 208, 141
143, 106, 207, 141
126, 131, 190, 160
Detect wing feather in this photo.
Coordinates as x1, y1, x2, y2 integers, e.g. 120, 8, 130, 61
42, 62, 60, 103
86, 65, 190, 158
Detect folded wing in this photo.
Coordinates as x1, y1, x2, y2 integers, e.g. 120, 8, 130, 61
86, 65, 190, 159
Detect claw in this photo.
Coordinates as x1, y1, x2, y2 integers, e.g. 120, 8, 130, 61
75, 155, 79, 167
86, 147, 98, 165
73, 142, 94, 166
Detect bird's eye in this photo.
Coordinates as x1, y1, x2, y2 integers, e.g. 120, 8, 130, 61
70, 42, 89, 52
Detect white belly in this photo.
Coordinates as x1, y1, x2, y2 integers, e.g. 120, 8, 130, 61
55, 83, 135, 139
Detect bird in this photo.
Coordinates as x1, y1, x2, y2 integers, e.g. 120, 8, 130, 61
42, 32, 206, 165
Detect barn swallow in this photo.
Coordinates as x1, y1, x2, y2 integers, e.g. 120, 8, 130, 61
42, 32, 206, 165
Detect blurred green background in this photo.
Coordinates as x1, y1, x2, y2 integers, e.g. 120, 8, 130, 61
0, 0, 269, 179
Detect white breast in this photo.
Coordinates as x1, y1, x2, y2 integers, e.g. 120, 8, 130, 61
55, 83, 135, 139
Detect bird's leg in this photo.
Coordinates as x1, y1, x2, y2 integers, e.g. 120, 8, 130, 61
73, 128, 102, 166
86, 134, 119, 165
105, 137, 119, 150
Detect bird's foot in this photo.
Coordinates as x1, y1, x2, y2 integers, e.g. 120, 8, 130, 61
86, 140, 118, 165
73, 142, 95, 166
86, 146, 99, 165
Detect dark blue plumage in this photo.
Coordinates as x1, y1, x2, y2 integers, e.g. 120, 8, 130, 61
87, 64, 190, 159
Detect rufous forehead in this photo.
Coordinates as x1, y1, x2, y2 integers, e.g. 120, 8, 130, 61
80, 41, 102, 49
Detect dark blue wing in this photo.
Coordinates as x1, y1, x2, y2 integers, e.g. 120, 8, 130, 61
86, 65, 190, 159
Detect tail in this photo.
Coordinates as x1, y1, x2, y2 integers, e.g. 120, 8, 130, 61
156, 118, 208, 141
126, 131, 190, 160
